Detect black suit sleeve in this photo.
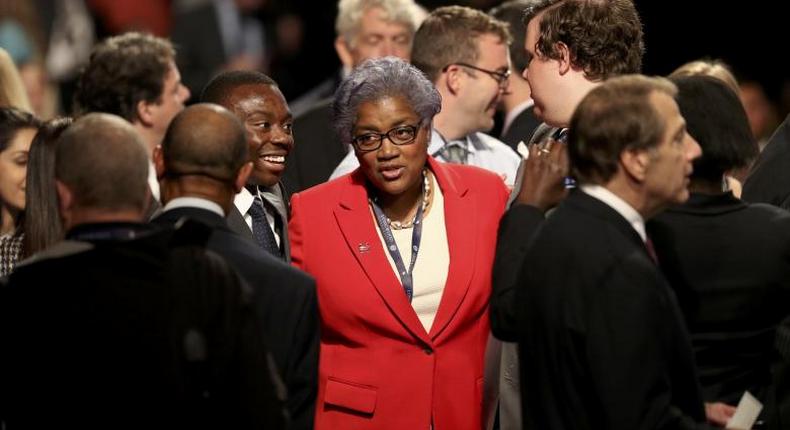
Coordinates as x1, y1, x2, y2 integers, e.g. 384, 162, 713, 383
490, 203, 546, 341
284, 275, 320, 430
586, 256, 714, 430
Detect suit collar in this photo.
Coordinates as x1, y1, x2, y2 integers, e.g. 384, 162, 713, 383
566, 190, 647, 251
666, 191, 746, 215
156, 206, 228, 231
336, 157, 475, 343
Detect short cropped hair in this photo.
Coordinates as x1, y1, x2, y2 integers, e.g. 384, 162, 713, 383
411, 6, 512, 83
200, 70, 277, 107
333, 56, 441, 145
161, 104, 248, 183
74, 32, 175, 122
55, 113, 149, 211
569, 75, 677, 184
336, 0, 421, 46
524, 0, 644, 81
672, 75, 757, 182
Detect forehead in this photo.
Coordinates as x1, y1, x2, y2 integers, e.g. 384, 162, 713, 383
476, 33, 509, 66
227, 84, 288, 114
524, 12, 543, 53
356, 96, 418, 127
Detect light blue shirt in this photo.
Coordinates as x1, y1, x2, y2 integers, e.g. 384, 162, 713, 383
330, 129, 521, 186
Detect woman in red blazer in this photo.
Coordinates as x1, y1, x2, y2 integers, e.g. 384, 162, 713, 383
289, 57, 508, 429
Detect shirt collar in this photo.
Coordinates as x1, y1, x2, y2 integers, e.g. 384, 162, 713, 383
580, 184, 647, 242
163, 196, 225, 217
429, 129, 491, 157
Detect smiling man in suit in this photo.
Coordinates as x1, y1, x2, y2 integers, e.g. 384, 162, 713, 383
201, 71, 295, 261
153, 103, 319, 430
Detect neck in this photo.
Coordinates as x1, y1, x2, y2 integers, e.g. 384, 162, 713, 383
161, 177, 234, 215
689, 178, 723, 195
1, 206, 19, 235
434, 86, 473, 140
132, 122, 160, 159
373, 171, 426, 222
64, 207, 145, 231
603, 176, 661, 220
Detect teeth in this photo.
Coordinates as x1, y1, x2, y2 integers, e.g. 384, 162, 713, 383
262, 155, 285, 163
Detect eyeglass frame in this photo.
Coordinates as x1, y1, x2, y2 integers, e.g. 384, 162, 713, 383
350, 124, 421, 153
442, 62, 511, 88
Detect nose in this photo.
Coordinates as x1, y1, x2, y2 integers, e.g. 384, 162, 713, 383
270, 125, 294, 150
375, 136, 399, 160
180, 84, 191, 104
685, 134, 702, 161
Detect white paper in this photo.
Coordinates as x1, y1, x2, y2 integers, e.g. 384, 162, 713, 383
727, 391, 763, 430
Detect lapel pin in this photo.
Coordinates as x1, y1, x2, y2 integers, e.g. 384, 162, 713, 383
358, 242, 370, 253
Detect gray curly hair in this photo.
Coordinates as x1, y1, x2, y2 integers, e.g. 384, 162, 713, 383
332, 56, 441, 145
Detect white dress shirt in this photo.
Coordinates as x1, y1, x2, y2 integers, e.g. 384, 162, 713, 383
580, 184, 647, 242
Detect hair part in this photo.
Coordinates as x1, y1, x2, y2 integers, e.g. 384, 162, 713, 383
0, 107, 41, 152
333, 56, 441, 145
73, 32, 175, 122
411, 5, 512, 83
55, 113, 150, 211
569, 74, 677, 184
524, 0, 644, 81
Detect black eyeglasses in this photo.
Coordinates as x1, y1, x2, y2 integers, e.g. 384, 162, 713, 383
443, 63, 511, 89
351, 124, 419, 152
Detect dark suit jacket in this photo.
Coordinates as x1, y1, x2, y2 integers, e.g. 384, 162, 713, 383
0, 222, 286, 429
171, 3, 228, 99
154, 208, 318, 430
649, 192, 790, 429
283, 98, 349, 193
500, 105, 542, 152
491, 191, 712, 430
290, 157, 508, 429
229, 182, 293, 262
743, 114, 790, 209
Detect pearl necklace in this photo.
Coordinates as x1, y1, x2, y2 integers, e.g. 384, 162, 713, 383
371, 169, 431, 230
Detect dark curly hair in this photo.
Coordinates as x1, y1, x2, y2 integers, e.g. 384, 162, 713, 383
524, 0, 644, 81
73, 32, 175, 122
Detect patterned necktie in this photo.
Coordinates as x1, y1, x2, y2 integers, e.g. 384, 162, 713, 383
248, 196, 283, 259
440, 140, 468, 164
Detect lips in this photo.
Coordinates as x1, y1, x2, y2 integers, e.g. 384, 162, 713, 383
379, 165, 404, 180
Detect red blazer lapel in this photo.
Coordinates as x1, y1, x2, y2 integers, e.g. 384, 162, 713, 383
427, 158, 477, 340
334, 171, 432, 345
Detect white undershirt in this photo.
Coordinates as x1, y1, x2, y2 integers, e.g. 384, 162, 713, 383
374, 179, 449, 332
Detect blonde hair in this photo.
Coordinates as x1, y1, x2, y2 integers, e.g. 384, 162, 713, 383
335, 0, 423, 46
670, 59, 740, 95
0, 47, 32, 111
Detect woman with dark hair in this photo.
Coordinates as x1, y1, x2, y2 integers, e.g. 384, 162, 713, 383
289, 57, 509, 429
649, 75, 790, 429
0, 106, 40, 276
22, 117, 72, 258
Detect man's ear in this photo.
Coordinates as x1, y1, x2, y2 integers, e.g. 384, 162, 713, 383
620, 148, 651, 182
556, 42, 572, 75
153, 145, 166, 180
234, 162, 253, 194
136, 99, 155, 127
55, 180, 73, 216
441, 64, 463, 95
334, 36, 355, 70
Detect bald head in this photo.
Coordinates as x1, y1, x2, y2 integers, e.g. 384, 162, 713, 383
56, 113, 149, 212
161, 103, 248, 183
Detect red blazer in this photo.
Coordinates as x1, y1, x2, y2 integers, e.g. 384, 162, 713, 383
289, 157, 508, 429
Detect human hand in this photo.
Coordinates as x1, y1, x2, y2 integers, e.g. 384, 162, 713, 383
514, 138, 569, 211
705, 402, 736, 427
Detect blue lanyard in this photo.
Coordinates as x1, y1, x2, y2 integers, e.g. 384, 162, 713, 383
370, 199, 425, 302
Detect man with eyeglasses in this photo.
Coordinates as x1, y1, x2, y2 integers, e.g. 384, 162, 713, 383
330, 5, 521, 187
